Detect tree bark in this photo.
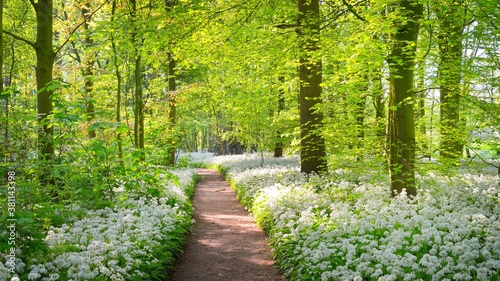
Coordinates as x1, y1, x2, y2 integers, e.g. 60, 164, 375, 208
134, 54, 145, 155
82, 4, 96, 139
437, 3, 465, 165
167, 53, 176, 166
165, 0, 177, 166
111, 0, 123, 160
33, 0, 56, 185
415, 59, 429, 157
115, 63, 123, 159
387, 0, 423, 197
298, 0, 327, 174
372, 71, 386, 153
130, 0, 145, 161
354, 92, 366, 160
274, 76, 285, 158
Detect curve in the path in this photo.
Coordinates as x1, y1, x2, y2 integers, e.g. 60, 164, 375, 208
171, 169, 282, 281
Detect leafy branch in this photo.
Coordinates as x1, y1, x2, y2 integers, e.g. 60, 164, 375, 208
2, 30, 35, 48
54, 0, 108, 56
3, 0, 107, 55
224, 0, 263, 42
466, 146, 500, 175
340, 0, 366, 22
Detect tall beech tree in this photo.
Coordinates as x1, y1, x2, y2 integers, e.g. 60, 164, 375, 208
297, 0, 327, 174
68, 2, 97, 139
167, 53, 176, 166
414, 50, 428, 157
82, 3, 96, 139
3, 0, 58, 184
387, 0, 423, 197
111, 0, 124, 160
33, 0, 55, 174
29, 0, 55, 184
129, 0, 145, 161
274, 76, 286, 158
435, 1, 467, 164
166, 0, 177, 166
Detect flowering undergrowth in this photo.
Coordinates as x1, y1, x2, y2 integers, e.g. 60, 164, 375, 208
1, 169, 197, 281
211, 154, 500, 281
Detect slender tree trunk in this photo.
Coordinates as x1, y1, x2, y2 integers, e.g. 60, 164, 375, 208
167, 53, 176, 166
298, 0, 327, 174
212, 109, 226, 155
130, 0, 145, 161
387, 0, 423, 197
415, 60, 429, 157
134, 54, 145, 155
33, 0, 56, 185
115, 66, 123, 159
437, 4, 465, 165
3, 43, 14, 160
82, 5, 96, 139
111, 0, 123, 160
274, 76, 285, 158
201, 129, 207, 152
372, 71, 386, 151
354, 92, 366, 160
165, 0, 177, 165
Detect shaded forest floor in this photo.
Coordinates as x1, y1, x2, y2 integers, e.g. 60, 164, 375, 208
170, 169, 282, 281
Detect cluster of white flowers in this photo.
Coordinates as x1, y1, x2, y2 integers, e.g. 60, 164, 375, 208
210, 153, 299, 172
211, 155, 500, 281
177, 151, 215, 164
2, 169, 196, 281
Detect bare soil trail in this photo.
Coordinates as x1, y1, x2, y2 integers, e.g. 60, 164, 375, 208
170, 168, 283, 281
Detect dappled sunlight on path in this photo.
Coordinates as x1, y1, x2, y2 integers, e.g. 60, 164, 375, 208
171, 169, 282, 281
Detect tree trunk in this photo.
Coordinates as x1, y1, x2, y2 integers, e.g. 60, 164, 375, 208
387, 0, 423, 197
134, 53, 145, 157
415, 59, 429, 157
33, 0, 56, 185
274, 76, 285, 158
298, 0, 327, 174
82, 5, 96, 139
111, 0, 123, 160
131, 0, 145, 161
165, 0, 177, 165
115, 69, 123, 159
167, 54, 176, 166
354, 92, 366, 160
372, 71, 386, 153
437, 4, 465, 165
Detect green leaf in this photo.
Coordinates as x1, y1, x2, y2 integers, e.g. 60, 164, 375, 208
115, 123, 131, 133
147, 188, 161, 198
17, 218, 35, 225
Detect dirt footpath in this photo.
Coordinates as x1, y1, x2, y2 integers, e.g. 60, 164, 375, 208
171, 169, 283, 281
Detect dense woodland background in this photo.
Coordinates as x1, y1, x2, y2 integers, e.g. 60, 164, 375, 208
0, 0, 499, 193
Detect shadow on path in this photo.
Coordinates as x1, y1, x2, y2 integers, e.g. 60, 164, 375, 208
171, 169, 282, 281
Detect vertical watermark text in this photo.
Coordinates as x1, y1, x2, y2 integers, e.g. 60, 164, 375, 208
6, 170, 17, 275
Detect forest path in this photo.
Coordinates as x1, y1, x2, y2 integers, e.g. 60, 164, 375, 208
170, 168, 282, 281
